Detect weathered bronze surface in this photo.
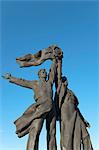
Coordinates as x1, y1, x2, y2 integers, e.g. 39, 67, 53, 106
56, 77, 93, 150
2, 45, 93, 150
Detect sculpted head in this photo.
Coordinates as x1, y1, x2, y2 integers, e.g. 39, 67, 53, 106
62, 76, 68, 87
38, 69, 47, 79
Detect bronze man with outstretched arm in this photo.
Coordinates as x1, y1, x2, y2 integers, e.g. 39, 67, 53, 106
3, 58, 58, 150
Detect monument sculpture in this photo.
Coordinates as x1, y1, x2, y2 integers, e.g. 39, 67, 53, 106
56, 76, 93, 150
2, 45, 93, 150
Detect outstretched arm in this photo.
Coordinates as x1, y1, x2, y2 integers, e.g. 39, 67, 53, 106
2, 73, 33, 89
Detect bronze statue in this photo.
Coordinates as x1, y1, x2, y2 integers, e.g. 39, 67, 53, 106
56, 76, 93, 150
2, 45, 93, 150
2, 45, 63, 150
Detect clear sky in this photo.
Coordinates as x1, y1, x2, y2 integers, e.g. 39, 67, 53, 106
0, 1, 99, 150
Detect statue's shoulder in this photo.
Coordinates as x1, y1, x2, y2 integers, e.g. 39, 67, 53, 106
67, 88, 79, 105
67, 89, 75, 96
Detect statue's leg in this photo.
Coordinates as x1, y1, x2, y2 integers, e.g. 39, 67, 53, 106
27, 118, 44, 150
81, 120, 93, 150
46, 109, 57, 150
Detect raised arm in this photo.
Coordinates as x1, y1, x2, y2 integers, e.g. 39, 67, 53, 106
2, 73, 33, 89
48, 59, 58, 85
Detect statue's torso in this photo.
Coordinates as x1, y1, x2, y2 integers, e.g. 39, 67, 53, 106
31, 80, 53, 101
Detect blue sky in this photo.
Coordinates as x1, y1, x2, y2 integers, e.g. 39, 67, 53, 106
0, 1, 99, 150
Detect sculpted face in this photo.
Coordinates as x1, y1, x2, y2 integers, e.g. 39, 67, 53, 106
38, 69, 47, 79
62, 76, 68, 87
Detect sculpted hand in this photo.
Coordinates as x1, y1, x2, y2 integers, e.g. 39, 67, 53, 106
2, 73, 11, 80
52, 57, 58, 63
53, 47, 63, 59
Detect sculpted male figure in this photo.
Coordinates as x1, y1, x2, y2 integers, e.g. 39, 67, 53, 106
3, 58, 58, 150
57, 76, 93, 150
